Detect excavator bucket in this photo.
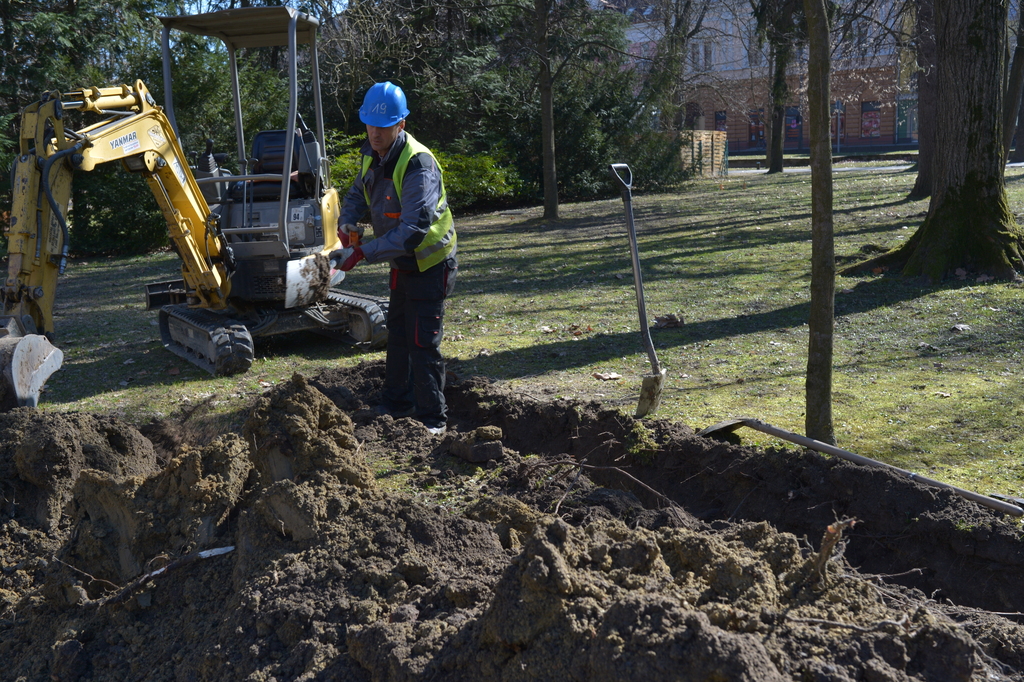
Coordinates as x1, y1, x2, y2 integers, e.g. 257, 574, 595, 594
0, 318, 63, 409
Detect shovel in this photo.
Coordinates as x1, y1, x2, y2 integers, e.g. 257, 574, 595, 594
610, 163, 666, 417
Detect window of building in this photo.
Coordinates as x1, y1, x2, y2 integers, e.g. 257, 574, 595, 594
861, 101, 881, 138
744, 22, 761, 68
748, 110, 765, 147
785, 106, 802, 140
704, 42, 713, 70
715, 111, 727, 132
685, 102, 704, 129
854, 19, 870, 49
631, 40, 655, 77
897, 98, 918, 142
831, 100, 846, 143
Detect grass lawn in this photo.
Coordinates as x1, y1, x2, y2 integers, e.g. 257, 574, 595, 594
31, 162, 1024, 501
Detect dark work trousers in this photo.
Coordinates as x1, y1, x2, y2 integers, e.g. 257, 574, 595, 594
381, 258, 457, 427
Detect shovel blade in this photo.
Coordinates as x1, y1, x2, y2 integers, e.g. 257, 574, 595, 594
635, 368, 666, 418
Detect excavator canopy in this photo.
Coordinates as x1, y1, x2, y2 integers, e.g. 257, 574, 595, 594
159, 6, 319, 49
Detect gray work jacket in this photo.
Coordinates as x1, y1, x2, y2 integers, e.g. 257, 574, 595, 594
339, 131, 456, 270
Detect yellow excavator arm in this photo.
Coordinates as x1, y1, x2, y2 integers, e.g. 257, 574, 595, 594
4, 80, 231, 337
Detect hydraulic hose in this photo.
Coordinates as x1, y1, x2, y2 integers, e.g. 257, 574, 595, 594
39, 143, 82, 275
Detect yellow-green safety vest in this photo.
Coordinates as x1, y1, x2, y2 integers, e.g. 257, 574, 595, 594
360, 133, 456, 272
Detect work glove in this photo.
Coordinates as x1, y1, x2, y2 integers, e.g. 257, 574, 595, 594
338, 222, 364, 248
329, 246, 365, 272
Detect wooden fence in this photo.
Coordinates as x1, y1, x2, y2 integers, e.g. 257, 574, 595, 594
680, 131, 728, 177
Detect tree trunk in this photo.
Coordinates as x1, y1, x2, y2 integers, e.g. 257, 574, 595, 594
853, 0, 1024, 281
1003, 0, 1024, 160
535, 0, 559, 220
909, 0, 936, 200
1012, 89, 1024, 162
767, 43, 789, 174
652, 0, 704, 134
803, 0, 834, 444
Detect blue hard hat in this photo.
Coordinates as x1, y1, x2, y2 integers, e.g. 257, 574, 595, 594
359, 81, 410, 127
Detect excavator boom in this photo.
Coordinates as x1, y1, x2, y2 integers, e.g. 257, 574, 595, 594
4, 82, 232, 332
1, 82, 237, 406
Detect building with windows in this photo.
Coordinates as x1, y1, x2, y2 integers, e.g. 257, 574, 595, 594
612, 0, 917, 154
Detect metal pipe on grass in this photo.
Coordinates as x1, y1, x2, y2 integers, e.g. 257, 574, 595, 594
699, 417, 1023, 517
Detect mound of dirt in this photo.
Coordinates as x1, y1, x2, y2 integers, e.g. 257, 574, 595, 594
2, 361, 1024, 681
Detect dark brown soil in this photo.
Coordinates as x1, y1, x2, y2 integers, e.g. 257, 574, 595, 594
2, 360, 1024, 681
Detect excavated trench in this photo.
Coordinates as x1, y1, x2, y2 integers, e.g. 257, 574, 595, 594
1, 360, 1023, 681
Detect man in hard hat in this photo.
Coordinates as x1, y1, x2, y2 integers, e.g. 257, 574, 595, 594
332, 81, 457, 436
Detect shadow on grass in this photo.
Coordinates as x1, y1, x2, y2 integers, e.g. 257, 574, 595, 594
34, 169, 948, 406
458, 275, 963, 379
42, 330, 381, 407
464, 175, 921, 291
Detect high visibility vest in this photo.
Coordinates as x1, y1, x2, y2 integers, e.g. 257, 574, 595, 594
360, 132, 456, 271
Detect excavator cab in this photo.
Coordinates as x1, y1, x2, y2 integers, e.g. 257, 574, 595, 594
228, 129, 320, 202
153, 7, 336, 302
147, 7, 386, 374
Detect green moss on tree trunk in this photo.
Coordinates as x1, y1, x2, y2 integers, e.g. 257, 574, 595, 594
902, 178, 1024, 281
841, 178, 1024, 282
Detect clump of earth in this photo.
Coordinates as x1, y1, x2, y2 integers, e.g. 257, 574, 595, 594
2, 360, 1024, 681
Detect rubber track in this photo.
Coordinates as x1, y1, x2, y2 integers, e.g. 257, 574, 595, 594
326, 289, 388, 348
159, 305, 255, 376
158, 291, 386, 376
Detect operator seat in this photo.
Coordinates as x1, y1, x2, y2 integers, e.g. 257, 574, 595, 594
229, 129, 318, 202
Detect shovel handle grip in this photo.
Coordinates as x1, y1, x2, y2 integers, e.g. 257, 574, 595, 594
609, 163, 632, 195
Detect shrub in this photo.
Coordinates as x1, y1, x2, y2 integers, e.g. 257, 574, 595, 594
327, 132, 527, 213
434, 151, 526, 211
326, 131, 366, 195
619, 130, 690, 192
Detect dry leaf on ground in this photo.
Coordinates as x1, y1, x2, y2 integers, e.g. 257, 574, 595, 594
654, 314, 684, 328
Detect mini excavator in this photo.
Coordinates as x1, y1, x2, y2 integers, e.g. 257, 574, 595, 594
0, 6, 386, 408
